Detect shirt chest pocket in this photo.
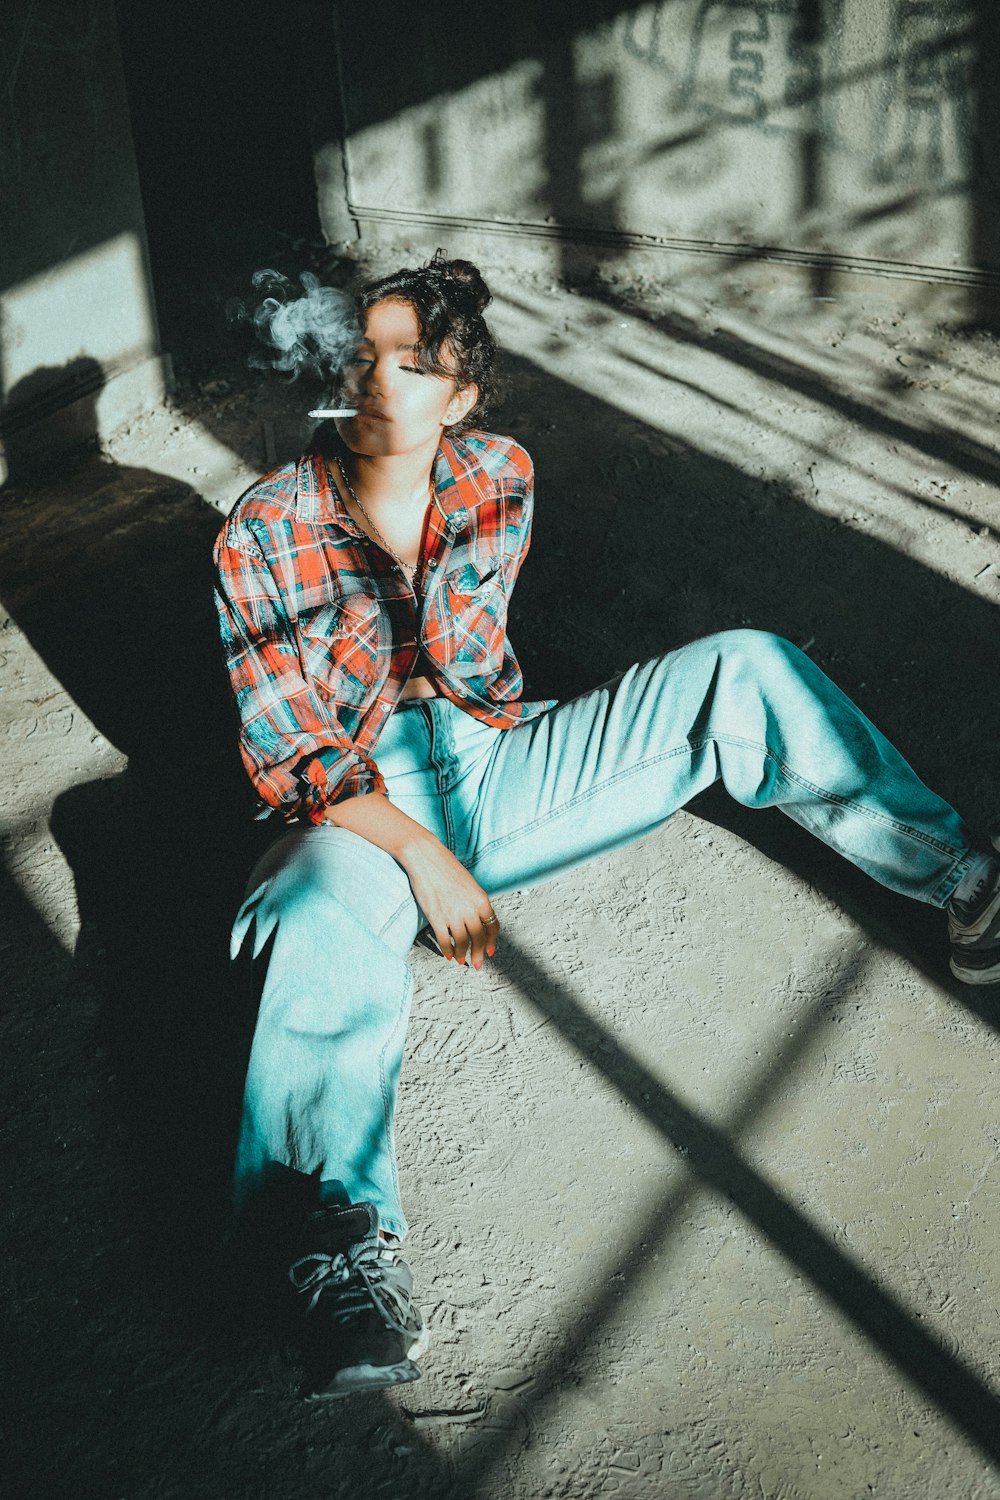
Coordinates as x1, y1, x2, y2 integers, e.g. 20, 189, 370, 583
441, 556, 507, 675
298, 594, 385, 703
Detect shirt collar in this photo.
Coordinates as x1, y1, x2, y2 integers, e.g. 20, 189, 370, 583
431, 435, 498, 530
296, 435, 497, 531
296, 446, 358, 530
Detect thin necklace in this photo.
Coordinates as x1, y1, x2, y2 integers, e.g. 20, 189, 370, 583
335, 458, 430, 593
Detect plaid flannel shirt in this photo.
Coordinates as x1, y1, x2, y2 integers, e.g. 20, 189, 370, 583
214, 430, 554, 823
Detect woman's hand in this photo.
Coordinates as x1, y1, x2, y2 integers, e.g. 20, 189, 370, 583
397, 835, 499, 969
323, 792, 499, 967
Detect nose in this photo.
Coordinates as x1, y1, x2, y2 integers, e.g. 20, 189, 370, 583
344, 358, 382, 401
360, 357, 388, 398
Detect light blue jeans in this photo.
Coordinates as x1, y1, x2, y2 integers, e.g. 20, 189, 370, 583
231, 630, 977, 1238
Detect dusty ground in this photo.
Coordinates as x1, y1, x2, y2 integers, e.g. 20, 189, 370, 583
3, 253, 1000, 1500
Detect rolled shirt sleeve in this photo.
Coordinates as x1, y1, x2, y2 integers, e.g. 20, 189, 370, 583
214, 527, 386, 822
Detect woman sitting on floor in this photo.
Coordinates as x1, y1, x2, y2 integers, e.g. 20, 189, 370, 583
213, 253, 1000, 1399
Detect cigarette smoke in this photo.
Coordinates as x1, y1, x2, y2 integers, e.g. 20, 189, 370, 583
227, 269, 360, 382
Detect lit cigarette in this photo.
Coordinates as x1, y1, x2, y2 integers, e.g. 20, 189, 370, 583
308, 406, 358, 418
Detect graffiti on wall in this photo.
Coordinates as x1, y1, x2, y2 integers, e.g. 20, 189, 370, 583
623, 0, 977, 189
624, 1, 845, 140
872, 1, 976, 188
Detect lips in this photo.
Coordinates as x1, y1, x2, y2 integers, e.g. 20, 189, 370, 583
354, 407, 389, 422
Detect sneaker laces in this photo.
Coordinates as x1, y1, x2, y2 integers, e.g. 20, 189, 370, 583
288, 1239, 412, 1336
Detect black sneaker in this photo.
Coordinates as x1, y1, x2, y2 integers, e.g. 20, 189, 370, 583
288, 1201, 428, 1399
948, 841, 1000, 987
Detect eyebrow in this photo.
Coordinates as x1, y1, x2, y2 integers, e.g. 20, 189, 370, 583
357, 338, 421, 352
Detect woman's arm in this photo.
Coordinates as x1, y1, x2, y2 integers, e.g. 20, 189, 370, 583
216, 520, 499, 966
214, 522, 384, 818
324, 792, 499, 970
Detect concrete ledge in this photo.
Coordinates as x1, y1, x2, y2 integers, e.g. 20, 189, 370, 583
350, 205, 1000, 292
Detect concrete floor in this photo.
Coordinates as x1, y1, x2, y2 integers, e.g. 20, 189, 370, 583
3, 258, 1000, 1499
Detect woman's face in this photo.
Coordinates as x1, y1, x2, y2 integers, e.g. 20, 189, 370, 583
335, 298, 477, 457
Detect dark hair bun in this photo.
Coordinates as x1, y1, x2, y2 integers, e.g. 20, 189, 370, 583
358, 253, 500, 434
429, 251, 492, 315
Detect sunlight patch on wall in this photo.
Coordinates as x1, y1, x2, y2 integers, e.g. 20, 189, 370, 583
345, 57, 549, 226
0, 232, 169, 484
1, 231, 155, 396
334, 1, 979, 289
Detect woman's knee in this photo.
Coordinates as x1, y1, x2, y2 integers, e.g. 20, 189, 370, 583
703, 627, 800, 667
695, 627, 816, 689
232, 824, 416, 960
234, 830, 417, 1037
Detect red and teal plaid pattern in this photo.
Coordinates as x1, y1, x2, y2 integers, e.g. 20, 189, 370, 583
214, 431, 554, 823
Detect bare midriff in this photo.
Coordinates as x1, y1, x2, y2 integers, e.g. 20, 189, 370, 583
398, 675, 438, 701
397, 651, 440, 703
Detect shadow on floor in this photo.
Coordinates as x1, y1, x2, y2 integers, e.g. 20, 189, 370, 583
1, 333, 998, 1492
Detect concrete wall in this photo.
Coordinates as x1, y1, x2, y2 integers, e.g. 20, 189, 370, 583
7, 0, 992, 442
0, 0, 169, 482
322, 0, 1000, 297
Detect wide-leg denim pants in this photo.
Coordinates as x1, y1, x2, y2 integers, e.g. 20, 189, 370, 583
231, 630, 978, 1238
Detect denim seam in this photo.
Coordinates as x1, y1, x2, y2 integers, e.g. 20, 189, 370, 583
375, 893, 417, 1235
378, 894, 417, 941
932, 850, 976, 909
427, 698, 460, 853
467, 730, 967, 872
716, 733, 965, 854
376, 961, 412, 1232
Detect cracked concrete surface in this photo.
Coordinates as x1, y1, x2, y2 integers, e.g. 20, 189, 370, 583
2, 262, 1000, 1499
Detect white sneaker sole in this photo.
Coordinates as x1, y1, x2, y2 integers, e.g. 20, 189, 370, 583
306, 1324, 430, 1400
308, 1357, 423, 1400
949, 951, 1000, 986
